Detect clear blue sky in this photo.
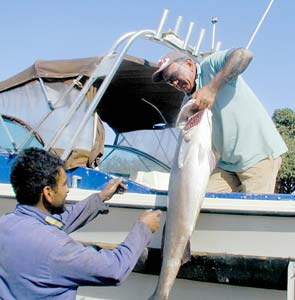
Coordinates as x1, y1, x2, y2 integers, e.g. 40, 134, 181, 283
0, 0, 294, 115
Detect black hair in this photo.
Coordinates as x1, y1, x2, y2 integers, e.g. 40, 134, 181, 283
10, 147, 65, 205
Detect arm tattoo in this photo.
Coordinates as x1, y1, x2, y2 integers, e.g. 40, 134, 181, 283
222, 48, 252, 83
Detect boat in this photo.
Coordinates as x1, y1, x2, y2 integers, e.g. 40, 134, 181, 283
1, 7, 295, 300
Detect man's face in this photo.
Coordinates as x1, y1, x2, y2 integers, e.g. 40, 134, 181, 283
162, 60, 196, 93
50, 168, 69, 214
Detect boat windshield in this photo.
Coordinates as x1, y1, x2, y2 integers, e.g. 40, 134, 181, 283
98, 144, 171, 190
0, 115, 43, 152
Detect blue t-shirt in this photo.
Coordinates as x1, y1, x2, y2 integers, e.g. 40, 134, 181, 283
184, 49, 287, 172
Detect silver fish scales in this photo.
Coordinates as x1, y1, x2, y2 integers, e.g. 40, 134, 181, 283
148, 100, 215, 300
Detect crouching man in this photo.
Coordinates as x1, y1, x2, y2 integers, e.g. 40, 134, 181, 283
0, 147, 161, 299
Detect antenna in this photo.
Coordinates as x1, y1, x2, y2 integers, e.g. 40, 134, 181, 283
246, 0, 275, 49
211, 16, 218, 50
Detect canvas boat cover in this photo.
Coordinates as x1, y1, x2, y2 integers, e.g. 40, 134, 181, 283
0, 54, 183, 168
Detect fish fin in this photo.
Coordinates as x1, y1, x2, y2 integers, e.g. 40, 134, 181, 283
176, 100, 196, 127
181, 240, 191, 265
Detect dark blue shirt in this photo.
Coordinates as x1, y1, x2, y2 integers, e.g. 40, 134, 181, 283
0, 194, 152, 299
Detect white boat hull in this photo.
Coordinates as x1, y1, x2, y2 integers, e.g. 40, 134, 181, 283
1, 183, 295, 294
2, 183, 295, 259
77, 272, 286, 300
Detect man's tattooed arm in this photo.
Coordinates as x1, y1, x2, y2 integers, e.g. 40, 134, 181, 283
191, 48, 253, 110
209, 48, 253, 92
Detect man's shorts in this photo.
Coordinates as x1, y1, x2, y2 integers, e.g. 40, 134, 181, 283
206, 157, 282, 193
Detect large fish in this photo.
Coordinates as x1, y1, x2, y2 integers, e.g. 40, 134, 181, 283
148, 100, 215, 300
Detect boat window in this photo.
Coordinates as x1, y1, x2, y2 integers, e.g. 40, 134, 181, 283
0, 115, 43, 152
98, 145, 170, 179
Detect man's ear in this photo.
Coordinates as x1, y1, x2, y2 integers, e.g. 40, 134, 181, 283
42, 186, 53, 204
185, 58, 195, 70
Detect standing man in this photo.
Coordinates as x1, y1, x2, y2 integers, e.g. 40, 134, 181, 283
152, 48, 287, 193
0, 147, 161, 299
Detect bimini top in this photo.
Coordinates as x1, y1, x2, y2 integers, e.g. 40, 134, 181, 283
0, 57, 104, 91
0, 55, 183, 133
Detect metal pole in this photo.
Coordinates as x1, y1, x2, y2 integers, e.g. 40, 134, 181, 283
173, 16, 183, 36
61, 29, 156, 160
246, 0, 275, 49
156, 9, 169, 39
109, 31, 136, 53
183, 21, 195, 50
211, 16, 218, 50
17, 75, 83, 150
193, 28, 205, 56
44, 74, 98, 151
38, 78, 54, 110
215, 41, 222, 51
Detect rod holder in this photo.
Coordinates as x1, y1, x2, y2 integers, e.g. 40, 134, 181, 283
193, 28, 205, 56
156, 9, 169, 39
183, 21, 195, 50
173, 16, 183, 36
215, 41, 222, 51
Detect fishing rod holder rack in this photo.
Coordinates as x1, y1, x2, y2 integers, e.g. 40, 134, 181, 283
151, 9, 221, 57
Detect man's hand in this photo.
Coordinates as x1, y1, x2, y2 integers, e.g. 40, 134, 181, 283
99, 177, 128, 202
191, 48, 252, 111
138, 209, 161, 233
176, 100, 197, 125
191, 84, 217, 110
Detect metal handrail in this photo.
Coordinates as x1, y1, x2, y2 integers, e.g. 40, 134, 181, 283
61, 28, 156, 160
44, 67, 103, 151
17, 75, 84, 150
59, 9, 212, 160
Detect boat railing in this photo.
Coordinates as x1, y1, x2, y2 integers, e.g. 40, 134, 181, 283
1, 2, 276, 161
56, 9, 219, 161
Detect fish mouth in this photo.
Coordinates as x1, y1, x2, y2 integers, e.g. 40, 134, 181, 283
184, 110, 205, 130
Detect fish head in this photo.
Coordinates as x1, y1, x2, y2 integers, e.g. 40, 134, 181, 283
176, 100, 198, 129
176, 108, 215, 170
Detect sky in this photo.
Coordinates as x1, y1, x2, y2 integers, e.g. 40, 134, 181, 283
0, 0, 294, 118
